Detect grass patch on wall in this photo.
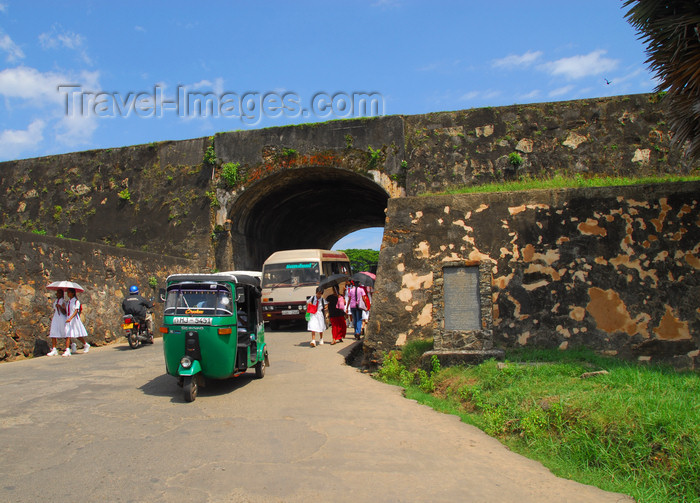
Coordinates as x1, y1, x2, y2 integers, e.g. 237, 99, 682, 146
427, 174, 700, 196
375, 343, 700, 503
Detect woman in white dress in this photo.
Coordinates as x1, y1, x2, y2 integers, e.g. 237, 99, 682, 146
46, 290, 67, 356
307, 287, 327, 347
63, 288, 90, 356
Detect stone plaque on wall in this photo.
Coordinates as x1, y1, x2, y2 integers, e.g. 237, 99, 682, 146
443, 266, 480, 331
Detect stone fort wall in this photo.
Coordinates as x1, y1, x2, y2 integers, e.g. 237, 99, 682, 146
0, 229, 193, 360
0, 93, 699, 364
366, 181, 700, 369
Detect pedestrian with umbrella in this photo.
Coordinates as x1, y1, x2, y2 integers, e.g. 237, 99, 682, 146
64, 286, 90, 356
326, 284, 347, 344
46, 288, 68, 356
318, 273, 350, 344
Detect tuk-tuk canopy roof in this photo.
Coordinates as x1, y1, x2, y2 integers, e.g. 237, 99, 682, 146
166, 273, 260, 289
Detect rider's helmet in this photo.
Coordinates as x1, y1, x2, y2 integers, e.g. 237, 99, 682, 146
129, 285, 139, 294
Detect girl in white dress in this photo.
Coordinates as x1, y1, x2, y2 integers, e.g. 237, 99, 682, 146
307, 287, 327, 347
46, 290, 67, 356
63, 288, 90, 356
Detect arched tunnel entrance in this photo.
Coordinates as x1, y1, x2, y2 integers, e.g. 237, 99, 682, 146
225, 167, 390, 270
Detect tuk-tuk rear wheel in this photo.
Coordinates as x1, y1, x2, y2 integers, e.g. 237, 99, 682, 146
183, 376, 198, 402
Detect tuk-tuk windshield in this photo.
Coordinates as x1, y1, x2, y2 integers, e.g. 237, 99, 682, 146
262, 262, 320, 288
164, 282, 233, 316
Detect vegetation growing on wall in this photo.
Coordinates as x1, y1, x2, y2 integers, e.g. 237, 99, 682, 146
117, 188, 131, 202
203, 144, 217, 166
367, 146, 383, 169
220, 162, 242, 189
426, 173, 700, 196
508, 152, 523, 167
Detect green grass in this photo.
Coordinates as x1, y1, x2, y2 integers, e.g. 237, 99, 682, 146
376, 343, 700, 502
424, 173, 700, 196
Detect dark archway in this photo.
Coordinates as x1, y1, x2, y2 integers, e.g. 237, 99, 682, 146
227, 167, 389, 269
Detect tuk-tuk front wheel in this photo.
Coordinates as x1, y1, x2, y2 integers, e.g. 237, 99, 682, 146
183, 376, 198, 402
255, 357, 265, 379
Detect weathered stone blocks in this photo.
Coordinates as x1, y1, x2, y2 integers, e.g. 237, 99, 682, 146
367, 181, 700, 369
0, 229, 193, 361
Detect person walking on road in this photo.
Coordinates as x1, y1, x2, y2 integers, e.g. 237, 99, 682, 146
47, 289, 68, 356
64, 288, 90, 356
345, 281, 368, 340
326, 285, 347, 344
307, 287, 327, 347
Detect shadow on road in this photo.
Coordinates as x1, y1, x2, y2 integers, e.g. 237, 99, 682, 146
138, 370, 257, 401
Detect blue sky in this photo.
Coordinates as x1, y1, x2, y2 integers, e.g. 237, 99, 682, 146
0, 1, 656, 249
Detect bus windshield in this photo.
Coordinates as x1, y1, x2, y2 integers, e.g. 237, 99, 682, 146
262, 262, 320, 288
164, 283, 233, 316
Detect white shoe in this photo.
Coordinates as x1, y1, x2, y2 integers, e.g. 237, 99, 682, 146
47, 348, 58, 356
62, 348, 71, 357
83, 343, 90, 353
71, 342, 77, 353
310, 340, 316, 347
318, 339, 324, 345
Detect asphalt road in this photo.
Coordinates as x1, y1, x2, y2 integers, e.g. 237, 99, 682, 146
0, 328, 633, 503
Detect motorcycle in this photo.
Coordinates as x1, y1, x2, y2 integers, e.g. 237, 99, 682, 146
121, 312, 154, 349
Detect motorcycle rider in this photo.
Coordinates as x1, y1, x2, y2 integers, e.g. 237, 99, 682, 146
122, 285, 154, 342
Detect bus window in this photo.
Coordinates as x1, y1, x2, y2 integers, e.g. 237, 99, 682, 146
261, 262, 319, 288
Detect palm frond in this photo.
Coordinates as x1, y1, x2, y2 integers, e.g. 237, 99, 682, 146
624, 0, 700, 158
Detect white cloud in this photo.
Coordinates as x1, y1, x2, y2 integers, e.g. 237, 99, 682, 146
549, 85, 574, 98
519, 89, 541, 100
540, 50, 618, 80
0, 66, 100, 104
0, 66, 67, 103
0, 3, 6, 13
0, 66, 102, 157
55, 114, 98, 147
492, 50, 542, 68
0, 30, 24, 62
0, 119, 45, 159
417, 61, 440, 72
38, 24, 92, 64
458, 91, 479, 102
134, 25, 146, 33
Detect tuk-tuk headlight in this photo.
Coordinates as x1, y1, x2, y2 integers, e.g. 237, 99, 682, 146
180, 356, 193, 369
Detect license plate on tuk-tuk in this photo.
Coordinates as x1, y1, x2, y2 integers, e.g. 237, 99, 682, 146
122, 323, 134, 329
281, 309, 299, 315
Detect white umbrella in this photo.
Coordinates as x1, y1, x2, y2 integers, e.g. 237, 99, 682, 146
47, 280, 85, 292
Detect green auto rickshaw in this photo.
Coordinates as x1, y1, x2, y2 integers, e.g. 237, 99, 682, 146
160, 272, 269, 402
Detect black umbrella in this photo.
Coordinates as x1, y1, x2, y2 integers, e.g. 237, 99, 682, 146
351, 272, 375, 288
319, 274, 350, 290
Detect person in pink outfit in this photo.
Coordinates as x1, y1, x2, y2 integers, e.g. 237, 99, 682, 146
345, 281, 368, 340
